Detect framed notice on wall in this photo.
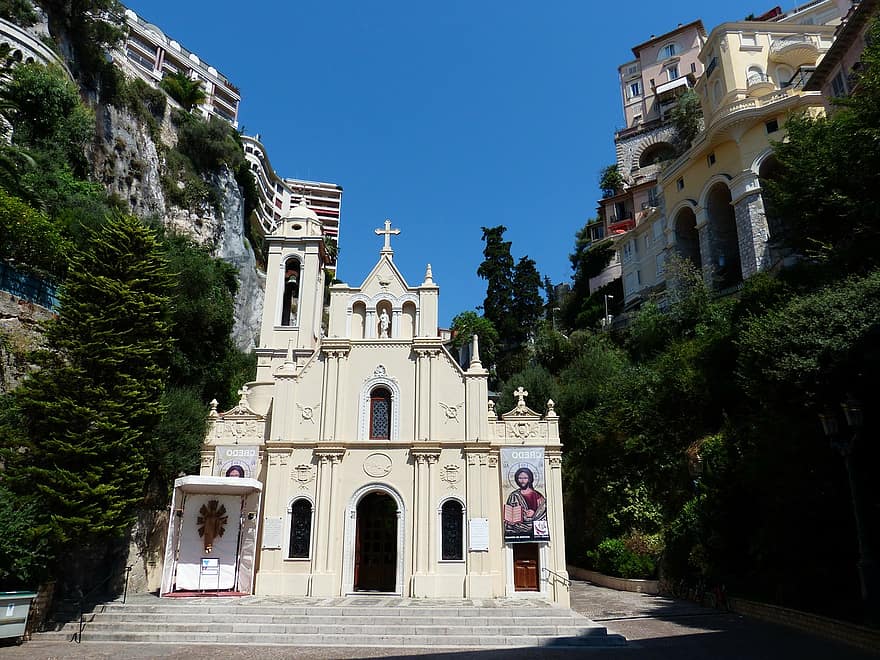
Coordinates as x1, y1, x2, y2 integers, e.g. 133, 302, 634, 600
469, 518, 489, 551
261, 516, 283, 549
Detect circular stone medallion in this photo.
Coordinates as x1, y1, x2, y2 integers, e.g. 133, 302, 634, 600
363, 453, 393, 478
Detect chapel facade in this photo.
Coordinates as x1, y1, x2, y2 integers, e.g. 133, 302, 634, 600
161, 200, 570, 604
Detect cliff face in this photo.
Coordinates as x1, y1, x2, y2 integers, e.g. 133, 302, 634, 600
90, 103, 263, 351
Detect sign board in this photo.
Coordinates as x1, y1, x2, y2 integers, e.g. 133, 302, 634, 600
200, 557, 220, 576
468, 518, 490, 551
262, 516, 284, 549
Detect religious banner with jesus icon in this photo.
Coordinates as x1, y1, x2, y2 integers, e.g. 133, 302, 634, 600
214, 445, 260, 479
500, 447, 550, 543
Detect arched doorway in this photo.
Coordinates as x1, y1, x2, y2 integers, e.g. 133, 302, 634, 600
354, 491, 398, 592
758, 154, 786, 258
639, 141, 676, 169
705, 183, 742, 289
673, 207, 702, 272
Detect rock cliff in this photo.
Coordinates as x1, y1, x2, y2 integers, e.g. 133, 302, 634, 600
90, 103, 263, 351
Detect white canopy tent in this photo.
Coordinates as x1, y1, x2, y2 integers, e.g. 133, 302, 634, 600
161, 476, 263, 596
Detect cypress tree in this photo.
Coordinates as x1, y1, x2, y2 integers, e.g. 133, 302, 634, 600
5, 214, 172, 545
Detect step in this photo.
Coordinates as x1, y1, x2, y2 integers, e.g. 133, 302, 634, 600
69, 613, 591, 627
40, 597, 627, 648
48, 620, 609, 636
37, 630, 626, 647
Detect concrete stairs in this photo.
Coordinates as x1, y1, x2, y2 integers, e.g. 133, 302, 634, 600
39, 596, 627, 648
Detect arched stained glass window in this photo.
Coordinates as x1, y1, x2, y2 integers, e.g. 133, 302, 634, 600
289, 499, 312, 559
370, 387, 391, 439
441, 499, 464, 561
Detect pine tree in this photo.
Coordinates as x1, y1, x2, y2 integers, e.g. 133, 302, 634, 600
4, 214, 173, 545
477, 225, 515, 337
511, 256, 544, 343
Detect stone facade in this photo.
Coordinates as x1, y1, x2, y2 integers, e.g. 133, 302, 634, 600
161, 202, 570, 604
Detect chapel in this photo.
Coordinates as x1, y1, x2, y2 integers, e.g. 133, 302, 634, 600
160, 199, 570, 604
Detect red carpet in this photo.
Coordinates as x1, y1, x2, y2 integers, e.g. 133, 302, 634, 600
162, 590, 248, 598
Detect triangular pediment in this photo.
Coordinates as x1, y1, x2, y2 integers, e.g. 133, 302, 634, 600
500, 405, 542, 421
358, 254, 412, 298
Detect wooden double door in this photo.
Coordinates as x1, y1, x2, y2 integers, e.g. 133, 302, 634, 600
353, 492, 398, 592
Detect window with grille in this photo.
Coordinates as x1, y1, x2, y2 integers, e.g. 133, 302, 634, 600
370, 387, 392, 439
441, 500, 464, 560
289, 499, 312, 559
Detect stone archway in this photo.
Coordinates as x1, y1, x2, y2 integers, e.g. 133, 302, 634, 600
354, 492, 398, 591
673, 206, 702, 272
342, 483, 405, 595
705, 183, 743, 288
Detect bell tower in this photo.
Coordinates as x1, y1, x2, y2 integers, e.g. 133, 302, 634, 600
256, 198, 328, 379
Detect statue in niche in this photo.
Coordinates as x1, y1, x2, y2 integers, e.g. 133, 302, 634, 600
281, 261, 300, 326
378, 309, 390, 338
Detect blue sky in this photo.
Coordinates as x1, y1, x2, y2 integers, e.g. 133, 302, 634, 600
125, 0, 767, 326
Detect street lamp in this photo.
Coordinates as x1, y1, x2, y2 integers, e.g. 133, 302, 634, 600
818, 397, 876, 619
604, 294, 614, 328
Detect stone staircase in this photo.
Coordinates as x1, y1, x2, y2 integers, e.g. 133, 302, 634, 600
39, 594, 626, 649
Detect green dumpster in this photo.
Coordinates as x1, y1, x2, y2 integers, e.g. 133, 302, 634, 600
0, 592, 36, 643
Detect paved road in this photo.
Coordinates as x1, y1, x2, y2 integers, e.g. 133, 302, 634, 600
1, 579, 876, 659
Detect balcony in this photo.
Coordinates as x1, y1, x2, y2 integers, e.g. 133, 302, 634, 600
769, 35, 820, 68
608, 216, 635, 234
747, 72, 776, 97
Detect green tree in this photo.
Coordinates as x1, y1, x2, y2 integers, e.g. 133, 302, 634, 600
0, 484, 52, 589
0, 0, 38, 26
599, 164, 623, 198
764, 18, 880, 274
0, 188, 70, 278
1, 63, 95, 175
2, 214, 173, 546
160, 72, 207, 112
477, 225, 515, 337
39, 0, 125, 91
450, 310, 499, 370
670, 89, 703, 154
511, 256, 544, 342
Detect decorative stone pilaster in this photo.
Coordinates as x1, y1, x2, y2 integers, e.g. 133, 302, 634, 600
695, 206, 713, 287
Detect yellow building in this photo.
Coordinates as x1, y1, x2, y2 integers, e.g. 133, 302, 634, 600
660, 9, 841, 288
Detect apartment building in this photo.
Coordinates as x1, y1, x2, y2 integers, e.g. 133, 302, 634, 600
242, 135, 343, 266
119, 8, 241, 126
595, 21, 707, 307
594, 0, 850, 312
660, 1, 844, 292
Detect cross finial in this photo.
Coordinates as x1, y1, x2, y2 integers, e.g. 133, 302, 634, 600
514, 386, 528, 408
375, 219, 400, 253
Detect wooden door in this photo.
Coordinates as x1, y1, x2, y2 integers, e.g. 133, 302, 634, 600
513, 543, 540, 591
354, 492, 397, 592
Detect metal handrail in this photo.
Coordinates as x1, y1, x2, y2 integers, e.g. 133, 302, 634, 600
542, 567, 572, 590
75, 565, 132, 643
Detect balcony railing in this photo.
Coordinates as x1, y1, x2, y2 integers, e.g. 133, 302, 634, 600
747, 72, 772, 85
770, 34, 815, 53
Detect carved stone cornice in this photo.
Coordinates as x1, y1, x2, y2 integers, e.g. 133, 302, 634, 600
410, 448, 441, 464
313, 447, 346, 464
321, 339, 351, 358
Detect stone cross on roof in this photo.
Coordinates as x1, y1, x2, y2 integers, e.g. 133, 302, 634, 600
514, 386, 528, 409
375, 219, 400, 254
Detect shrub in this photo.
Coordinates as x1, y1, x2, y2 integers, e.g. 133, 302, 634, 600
587, 536, 658, 579
0, 484, 53, 589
